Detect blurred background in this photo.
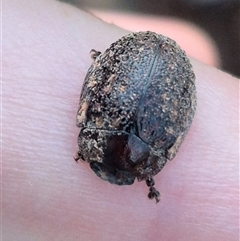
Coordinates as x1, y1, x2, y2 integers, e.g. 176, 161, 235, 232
61, 0, 240, 77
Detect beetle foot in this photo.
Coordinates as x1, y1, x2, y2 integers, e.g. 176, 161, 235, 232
90, 49, 101, 60
146, 177, 160, 203
74, 151, 85, 163
74, 151, 80, 162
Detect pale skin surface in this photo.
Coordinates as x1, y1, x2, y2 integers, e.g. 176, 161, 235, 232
2, 0, 239, 241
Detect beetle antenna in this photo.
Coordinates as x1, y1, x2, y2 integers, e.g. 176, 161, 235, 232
146, 177, 160, 203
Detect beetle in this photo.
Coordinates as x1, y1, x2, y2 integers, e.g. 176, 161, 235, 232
75, 31, 197, 203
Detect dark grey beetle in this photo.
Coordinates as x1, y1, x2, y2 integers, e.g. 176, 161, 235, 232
75, 31, 197, 203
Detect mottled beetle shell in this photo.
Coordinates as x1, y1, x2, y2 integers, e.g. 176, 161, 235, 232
76, 31, 196, 198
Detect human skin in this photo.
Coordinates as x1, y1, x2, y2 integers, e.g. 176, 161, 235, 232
90, 9, 221, 67
2, 0, 239, 241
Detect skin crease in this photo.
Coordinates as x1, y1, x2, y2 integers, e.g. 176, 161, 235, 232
2, 0, 239, 241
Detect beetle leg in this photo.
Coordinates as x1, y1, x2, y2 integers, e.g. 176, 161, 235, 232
146, 177, 160, 203
74, 151, 86, 163
74, 151, 81, 162
90, 49, 101, 60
